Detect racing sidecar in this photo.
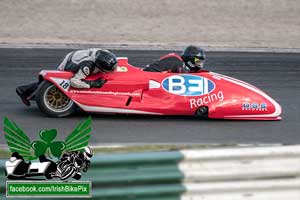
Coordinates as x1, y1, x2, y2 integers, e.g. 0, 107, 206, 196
35, 57, 282, 120
5, 153, 56, 179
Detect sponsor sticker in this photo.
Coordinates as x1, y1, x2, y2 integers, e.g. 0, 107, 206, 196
116, 66, 128, 72
190, 91, 224, 109
70, 90, 141, 96
162, 75, 215, 96
242, 102, 267, 111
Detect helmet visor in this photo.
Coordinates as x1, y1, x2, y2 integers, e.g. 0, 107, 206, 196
110, 63, 118, 71
194, 57, 205, 68
100, 62, 118, 73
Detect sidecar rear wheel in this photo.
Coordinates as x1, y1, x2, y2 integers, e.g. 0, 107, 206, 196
36, 81, 76, 117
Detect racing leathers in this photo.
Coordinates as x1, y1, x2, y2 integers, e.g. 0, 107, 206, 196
57, 48, 106, 89
16, 48, 108, 106
143, 53, 195, 73
57, 150, 91, 180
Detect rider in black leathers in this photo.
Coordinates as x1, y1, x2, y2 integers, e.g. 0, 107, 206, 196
56, 147, 93, 180
143, 45, 206, 73
16, 49, 118, 106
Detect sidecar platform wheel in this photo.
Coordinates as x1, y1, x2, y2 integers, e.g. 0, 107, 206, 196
45, 174, 53, 179
36, 81, 76, 117
195, 106, 208, 118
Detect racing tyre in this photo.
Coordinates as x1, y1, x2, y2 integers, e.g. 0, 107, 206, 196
45, 173, 53, 179
36, 81, 76, 117
73, 173, 82, 180
195, 106, 208, 118
60, 166, 77, 181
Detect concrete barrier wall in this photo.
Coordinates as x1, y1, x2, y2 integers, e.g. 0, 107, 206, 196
0, 0, 299, 49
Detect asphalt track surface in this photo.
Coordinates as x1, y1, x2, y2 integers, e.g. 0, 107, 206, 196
0, 48, 299, 144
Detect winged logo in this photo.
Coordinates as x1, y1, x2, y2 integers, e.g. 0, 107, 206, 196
3, 116, 92, 161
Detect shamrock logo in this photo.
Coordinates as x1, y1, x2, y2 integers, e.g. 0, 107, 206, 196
31, 129, 66, 158
4, 117, 92, 161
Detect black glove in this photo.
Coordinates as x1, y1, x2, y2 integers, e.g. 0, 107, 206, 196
84, 79, 107, 88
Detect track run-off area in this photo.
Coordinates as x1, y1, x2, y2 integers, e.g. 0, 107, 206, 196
0, 48, 299, 144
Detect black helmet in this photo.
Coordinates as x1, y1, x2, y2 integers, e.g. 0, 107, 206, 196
95, 50, 118, 72
83, 146, 93, 159
181, 45, 206, 72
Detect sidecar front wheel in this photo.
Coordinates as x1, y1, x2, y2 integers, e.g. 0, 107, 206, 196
36, 81, 76, 117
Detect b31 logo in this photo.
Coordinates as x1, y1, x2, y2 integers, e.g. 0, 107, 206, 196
162, 75, 215, 96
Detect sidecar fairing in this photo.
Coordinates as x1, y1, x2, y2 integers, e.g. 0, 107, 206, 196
38, 57, 282, 120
